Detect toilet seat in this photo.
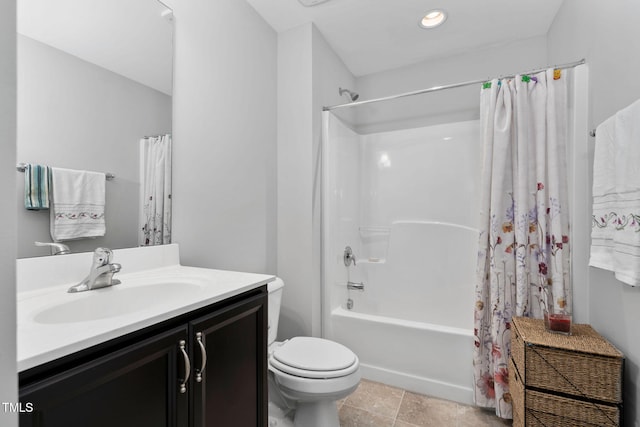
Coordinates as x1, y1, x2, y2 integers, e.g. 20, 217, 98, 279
270, 337, 359, 379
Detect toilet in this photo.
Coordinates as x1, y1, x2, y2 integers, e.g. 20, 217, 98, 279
267, 278, 361, 427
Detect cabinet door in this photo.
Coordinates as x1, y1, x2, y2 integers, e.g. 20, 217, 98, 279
191, 292, 267, 427
20, 326, 190, 427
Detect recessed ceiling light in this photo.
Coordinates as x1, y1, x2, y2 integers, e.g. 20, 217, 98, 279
419, 9, 447, 29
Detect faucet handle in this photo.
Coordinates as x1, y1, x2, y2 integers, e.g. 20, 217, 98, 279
344, 246, 357, 267
93, 247, 114, 265
35, 241, 70, 255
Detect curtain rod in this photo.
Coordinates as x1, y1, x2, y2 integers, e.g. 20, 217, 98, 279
323, 58, 586, 112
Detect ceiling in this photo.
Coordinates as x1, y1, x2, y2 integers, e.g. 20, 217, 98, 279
17, 0, 173, 95
246, 0, 565, 77
15, 1, 564, 93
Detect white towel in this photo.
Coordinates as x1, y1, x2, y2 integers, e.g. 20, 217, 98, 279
590, 99, 640, 286
50, 167, 106, 241
589, 115, 616, 271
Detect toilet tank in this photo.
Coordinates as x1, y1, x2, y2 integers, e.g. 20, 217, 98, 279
267, 278, 284, 345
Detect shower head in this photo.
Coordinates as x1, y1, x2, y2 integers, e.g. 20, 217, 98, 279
339, 87, 359, 102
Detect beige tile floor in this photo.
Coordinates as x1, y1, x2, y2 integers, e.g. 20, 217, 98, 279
338, 379, 512, 427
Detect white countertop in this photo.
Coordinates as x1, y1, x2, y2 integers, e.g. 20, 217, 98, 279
17, 245, 274, 372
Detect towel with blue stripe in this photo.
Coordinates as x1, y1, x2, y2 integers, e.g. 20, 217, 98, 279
24, 164, 51, 210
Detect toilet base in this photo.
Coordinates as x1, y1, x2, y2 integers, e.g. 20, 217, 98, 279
268, 402, 294, 427
294, 400, 340, 427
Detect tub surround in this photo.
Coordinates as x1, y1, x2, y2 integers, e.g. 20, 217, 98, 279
322, 117, 480, 406
17, 243, 274, 371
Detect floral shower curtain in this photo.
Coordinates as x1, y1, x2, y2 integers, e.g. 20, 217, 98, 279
473, 69, 571, 418
139, 134, 172, 246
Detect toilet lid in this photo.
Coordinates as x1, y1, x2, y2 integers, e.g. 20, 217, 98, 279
270, 337, 358, 379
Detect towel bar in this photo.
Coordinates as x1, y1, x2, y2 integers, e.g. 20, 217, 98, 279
16, 163, 115, 180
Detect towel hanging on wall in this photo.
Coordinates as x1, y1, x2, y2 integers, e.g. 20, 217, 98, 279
50, 167, 106, 241
24, 163, 50, 210
590, 99, 640, 286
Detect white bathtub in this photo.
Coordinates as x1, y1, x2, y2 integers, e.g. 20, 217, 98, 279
326, 221, 478, 405
330, 307, 474, 405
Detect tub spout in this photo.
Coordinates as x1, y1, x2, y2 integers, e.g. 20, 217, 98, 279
347, 281, 365, 291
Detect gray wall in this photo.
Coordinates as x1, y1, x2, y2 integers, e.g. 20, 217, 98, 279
0, 0, 17, 424
169, 0, 277, 274
548, 1, 640, 424
277, 24, 315, 338
16, 35, 171, 258
276, 23, 356, 339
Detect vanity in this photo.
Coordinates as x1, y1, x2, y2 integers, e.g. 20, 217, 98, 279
17, 244, 272, 427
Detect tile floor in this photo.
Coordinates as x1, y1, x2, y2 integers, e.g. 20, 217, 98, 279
338, 379, 512, 427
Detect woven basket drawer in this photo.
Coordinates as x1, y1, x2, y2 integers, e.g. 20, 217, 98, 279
510, 358, 525, 427
510, 357, 620, 426
511, 317, 623, 404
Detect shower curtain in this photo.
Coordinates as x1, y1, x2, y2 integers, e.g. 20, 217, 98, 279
473, 69, 571, 418
139, 134, 172, 246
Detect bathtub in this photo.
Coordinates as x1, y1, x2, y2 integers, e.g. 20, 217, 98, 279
326, 221, 477, 405
331, 307, 474, 405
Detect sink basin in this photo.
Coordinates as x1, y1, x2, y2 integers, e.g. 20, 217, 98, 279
33, 282, 204, 324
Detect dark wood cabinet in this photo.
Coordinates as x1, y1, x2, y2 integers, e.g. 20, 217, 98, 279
19, 287, 267, 427
191, 292, 267, 427
20, 326, 189, 427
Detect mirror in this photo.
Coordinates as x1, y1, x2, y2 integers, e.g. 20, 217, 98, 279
16, 0, 173, 258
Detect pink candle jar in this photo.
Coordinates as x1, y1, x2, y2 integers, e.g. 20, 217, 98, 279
544, 310, 572, 335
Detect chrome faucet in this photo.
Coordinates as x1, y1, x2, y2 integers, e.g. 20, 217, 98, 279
68, 248, 122, 293
35, 241, 70, 255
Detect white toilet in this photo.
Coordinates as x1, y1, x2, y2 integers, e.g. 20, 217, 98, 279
267, 278, 361, 427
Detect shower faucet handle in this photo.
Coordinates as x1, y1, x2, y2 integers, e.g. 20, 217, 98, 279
344, 246, 357, 267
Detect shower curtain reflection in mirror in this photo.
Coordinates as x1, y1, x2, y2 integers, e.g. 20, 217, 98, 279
139, 134, 172, 246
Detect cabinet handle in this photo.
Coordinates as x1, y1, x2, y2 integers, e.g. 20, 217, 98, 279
178, 339, 191, 394
195, 332, 207, 383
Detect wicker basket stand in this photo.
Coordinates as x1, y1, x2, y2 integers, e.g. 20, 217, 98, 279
510, 317, 624, 427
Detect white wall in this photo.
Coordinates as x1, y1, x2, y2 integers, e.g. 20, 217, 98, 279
277, 23, 355, 338
354, 36, 548, 133
169, 0, 277, 274
277, 24, 314, 338
548, 1, 640, 424
0, 0, 17, 423
16, 35, 171, 258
